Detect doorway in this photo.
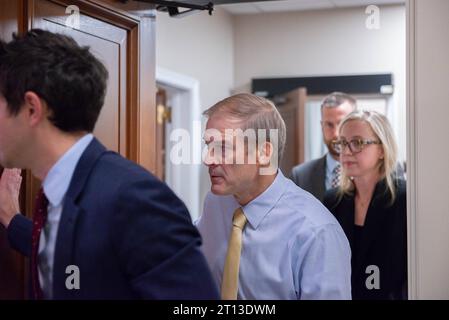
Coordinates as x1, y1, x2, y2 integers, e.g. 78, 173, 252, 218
156, 67, 202, 219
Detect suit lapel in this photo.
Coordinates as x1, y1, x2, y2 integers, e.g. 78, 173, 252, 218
52, 138, 108, 297
52, 199, 84, 298
314, 155, 327, 201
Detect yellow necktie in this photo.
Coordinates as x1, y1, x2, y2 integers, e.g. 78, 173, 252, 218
221, 207, 247, 300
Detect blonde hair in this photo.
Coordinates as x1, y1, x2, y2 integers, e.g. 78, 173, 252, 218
338, 110, 398, 204
203, 93, 286, 163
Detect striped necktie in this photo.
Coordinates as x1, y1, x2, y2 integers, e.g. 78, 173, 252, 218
331, 164, 341, 189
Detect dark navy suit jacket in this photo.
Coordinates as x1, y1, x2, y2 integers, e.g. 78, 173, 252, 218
7, 138, 219, 299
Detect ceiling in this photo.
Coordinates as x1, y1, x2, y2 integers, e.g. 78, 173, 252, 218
219, 0, 406, 15
151, 0, 405, 16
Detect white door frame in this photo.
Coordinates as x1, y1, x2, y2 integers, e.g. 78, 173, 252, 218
156, 67, 202, 220
406, 0, 417, 300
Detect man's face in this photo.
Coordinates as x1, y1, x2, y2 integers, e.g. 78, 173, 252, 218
203, 114, 259, 197
321, 102, 354, 157
0, 95, 28, 168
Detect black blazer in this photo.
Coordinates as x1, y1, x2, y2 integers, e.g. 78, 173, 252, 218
324, 178, 407, 300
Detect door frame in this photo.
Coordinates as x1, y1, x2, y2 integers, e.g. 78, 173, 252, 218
406, 0, 417, 300
156, 67, 201, 219
25, 0, 157, 171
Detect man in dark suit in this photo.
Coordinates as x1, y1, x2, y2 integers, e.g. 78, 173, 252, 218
291, 92, 356, 202
0, 29, 218, 299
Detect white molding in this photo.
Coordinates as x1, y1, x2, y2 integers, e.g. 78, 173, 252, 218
156, 67, 202, 220
406, 0, 418, 300
156, 67, 199, 93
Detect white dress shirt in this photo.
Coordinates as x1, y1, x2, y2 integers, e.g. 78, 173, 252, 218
38, 134, 94, 299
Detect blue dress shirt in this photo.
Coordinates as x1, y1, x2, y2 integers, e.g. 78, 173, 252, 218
197, 170, 352, 300
38, 133, 94, 299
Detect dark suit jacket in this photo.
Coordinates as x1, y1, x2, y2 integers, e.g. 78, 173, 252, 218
323, 178, 407, 300
290, 155, 327, 202
7, 138, 219, 299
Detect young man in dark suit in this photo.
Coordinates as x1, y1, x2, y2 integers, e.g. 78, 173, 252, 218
291, 92, 356, 202
0, 29, 218, 299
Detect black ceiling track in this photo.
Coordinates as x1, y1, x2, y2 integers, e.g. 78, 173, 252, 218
252, 74, 394, 98
121, 0, 214, 17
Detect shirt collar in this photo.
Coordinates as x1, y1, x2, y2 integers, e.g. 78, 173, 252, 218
326, 152, 340, 174
239, 170, 287, 230
43, 134, 94, 207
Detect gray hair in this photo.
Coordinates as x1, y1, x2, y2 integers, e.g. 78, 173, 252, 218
321, 92, 357, 112
203, 93, 286, 163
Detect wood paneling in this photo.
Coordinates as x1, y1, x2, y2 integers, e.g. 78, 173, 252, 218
0, 0, 26, 300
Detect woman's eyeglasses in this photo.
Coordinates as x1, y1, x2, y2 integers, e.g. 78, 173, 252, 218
332, 138, 382, 154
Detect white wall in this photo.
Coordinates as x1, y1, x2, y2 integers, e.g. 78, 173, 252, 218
156, 8, 234, 212
233, 5, 406, 162
156, 8, 234, 111
408, 0, 449, 299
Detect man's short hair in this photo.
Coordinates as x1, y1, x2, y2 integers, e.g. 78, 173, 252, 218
203, 93, 286, 163
0, 29, 108, 132
321, 92, 357, 112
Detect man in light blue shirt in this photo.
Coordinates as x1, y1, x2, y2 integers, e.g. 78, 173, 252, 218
197, 93, 351, 300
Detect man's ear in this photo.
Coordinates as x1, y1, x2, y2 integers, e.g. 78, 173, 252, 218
23, 91, 46, 127
258, 141, 273, 166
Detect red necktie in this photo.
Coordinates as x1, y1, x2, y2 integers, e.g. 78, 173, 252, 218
31, 188, 48, 300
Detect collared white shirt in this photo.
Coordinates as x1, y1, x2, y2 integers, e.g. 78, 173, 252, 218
38, 134, 94, 299
325, 152, 340, 190
197, 170, 352, 300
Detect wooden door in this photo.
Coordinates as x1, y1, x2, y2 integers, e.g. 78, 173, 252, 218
275, 87, 307, 176
32, 0, 131, 154
0, 0, 156, 299
0, 0, 26, 300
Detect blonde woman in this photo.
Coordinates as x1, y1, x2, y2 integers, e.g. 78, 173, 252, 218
323, 110, 407, 300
